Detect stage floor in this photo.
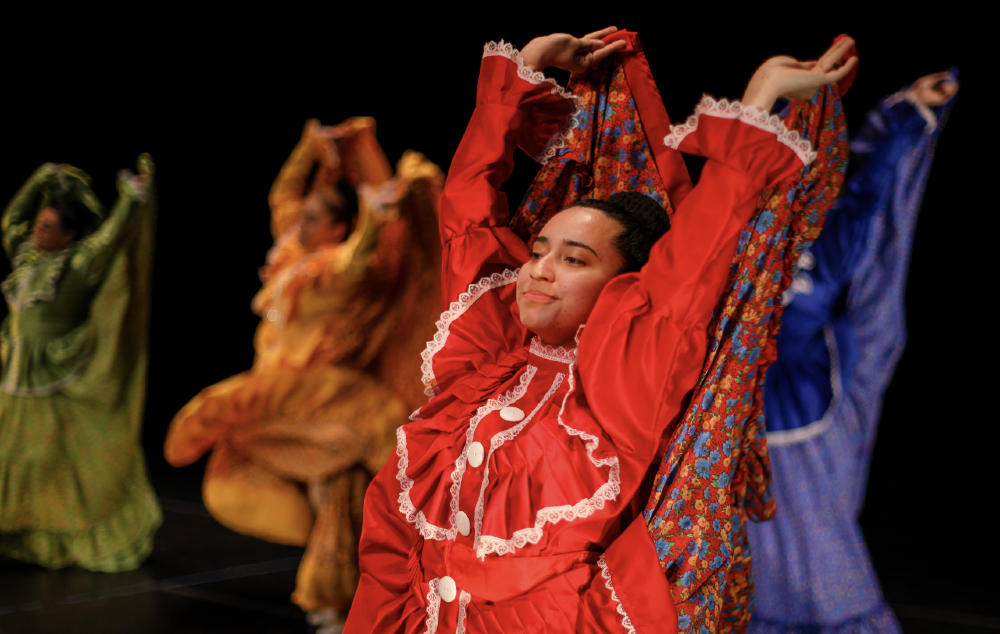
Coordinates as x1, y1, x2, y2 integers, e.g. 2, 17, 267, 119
1, 465, 997, 634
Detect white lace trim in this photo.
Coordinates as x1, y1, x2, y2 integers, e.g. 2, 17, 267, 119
456, 591, 472, 634
1, 246, 72, 312
419, 269, 519, 398
884, 89, 938, 132
482, 40, 582, 165
475, 365, 621, 558
252, 231, 332, 328
396, 366, 537, 541
766, 325, 841, 447
598, 554, 638, 634
473, 372, 565, 557
422, 578, 441, 634
529, 337, 578, 365
663, 95, 818, 166
396, 425, 448, 541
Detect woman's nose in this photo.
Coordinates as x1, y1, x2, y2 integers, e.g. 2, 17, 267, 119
531, 255, 555, 281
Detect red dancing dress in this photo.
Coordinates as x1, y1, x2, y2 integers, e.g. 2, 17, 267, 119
344, 43, 810, 634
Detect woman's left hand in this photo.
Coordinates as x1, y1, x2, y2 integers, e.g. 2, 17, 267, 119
910, 71, 958, 107
520, 26, 627, 73
742, 37, 858, 111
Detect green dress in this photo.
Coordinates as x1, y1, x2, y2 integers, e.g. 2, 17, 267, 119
0, 161, 162, 572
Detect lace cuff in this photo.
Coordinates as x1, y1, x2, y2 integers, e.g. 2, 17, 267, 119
883, 89, 938, 131
664, 95, 817, 165
598, 554, 638, 634
482, 40, 582, 165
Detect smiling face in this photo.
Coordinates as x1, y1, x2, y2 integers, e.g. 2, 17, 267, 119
516, 206, 625, 347
32, 207, 76, 252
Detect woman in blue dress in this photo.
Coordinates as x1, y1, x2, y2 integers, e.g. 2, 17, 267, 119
747, 71, 958, 633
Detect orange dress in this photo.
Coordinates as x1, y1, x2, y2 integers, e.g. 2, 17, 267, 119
164, 118, 442, 611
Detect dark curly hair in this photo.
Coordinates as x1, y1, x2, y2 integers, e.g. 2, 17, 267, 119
572, 191, 670, 273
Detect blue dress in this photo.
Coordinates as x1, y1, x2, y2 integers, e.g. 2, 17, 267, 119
747, 74, 958, 633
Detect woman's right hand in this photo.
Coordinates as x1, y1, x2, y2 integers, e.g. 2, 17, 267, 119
520, 26, 627, 73
117, 155, 154, 202
742, 37, 858, 112
302, 119, 340, 170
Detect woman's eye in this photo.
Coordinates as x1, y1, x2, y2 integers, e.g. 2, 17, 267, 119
530, 252, 541, 260
566, 257, 583, 265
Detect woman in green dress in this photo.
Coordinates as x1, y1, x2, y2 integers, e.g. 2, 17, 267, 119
0, 156, 161, 572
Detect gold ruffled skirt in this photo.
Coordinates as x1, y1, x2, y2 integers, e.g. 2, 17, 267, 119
164, 365, 406, 610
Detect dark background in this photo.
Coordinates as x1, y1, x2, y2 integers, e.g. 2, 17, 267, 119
2, 10, 992, 612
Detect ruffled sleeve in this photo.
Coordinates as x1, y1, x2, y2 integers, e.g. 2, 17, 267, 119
580, 98, 807, 455
420, 43, 580, 401
2, 166, 50, 258
70, 170, 148, 287
569, 99, 809, 633
268, 131, 316, 239
438, 41, 580, 303
814, 88, 941, 288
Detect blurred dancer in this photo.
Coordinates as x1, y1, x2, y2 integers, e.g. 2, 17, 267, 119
747, 72, 958, 634
0, 156, 161, 572
164, 119, 441, 628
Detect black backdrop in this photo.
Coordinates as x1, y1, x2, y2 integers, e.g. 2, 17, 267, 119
2, 12, 991, 599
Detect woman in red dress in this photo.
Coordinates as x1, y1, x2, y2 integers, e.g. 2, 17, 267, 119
344, 28, 857, 634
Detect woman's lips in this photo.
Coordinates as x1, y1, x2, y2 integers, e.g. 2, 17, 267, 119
522, 290, 556, 303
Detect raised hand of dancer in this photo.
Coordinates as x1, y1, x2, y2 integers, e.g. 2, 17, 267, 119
520, 26, 628, 73
742, 36, 858, 112
117, 155, 155, 202
301, 119, 341, 170
32, 163, 89, 190
910, 71, 958, 106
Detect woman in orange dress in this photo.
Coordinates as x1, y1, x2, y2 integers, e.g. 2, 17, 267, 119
164, 118, 442, 624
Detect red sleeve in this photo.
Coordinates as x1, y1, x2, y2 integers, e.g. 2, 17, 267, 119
642, 100, 806, 318
578, 517, 679, 634
438, 42, 578, 310
580, 99, 809, 466
417, 43, 580, 402
575, 101, 810, 632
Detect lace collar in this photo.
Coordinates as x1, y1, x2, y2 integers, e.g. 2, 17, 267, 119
1, 244, 73, 312
528, 337, 577, 366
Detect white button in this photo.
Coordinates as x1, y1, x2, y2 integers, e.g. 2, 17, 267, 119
456, 511, 471, 537
467, 442, 485, 468
499, 406, 525, 422
439, 576, 457, 603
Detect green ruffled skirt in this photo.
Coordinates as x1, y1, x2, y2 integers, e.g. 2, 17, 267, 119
0, 390, 162, 572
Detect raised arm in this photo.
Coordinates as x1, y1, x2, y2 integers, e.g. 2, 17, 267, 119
438, 30, 623, 306
72, 155, 153, 285
641, 37, 858, 325
2, 164, 58, 257
578, 41, 856, 632
333, 185, 383, 288
805, 70, 957, 291
268, 120, 337, 238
